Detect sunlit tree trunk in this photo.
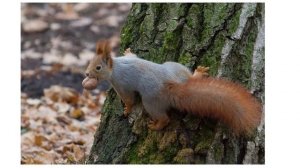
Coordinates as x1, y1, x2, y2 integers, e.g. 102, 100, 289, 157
87, 3, 264, 164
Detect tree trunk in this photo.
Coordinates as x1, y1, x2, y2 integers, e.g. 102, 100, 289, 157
87, 3, 264, 164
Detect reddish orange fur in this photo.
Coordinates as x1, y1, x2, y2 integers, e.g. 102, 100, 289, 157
96, 40, 112, 68
164, 77, 262, 135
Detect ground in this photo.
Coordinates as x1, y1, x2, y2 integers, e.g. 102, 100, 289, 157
21, 3, 131, 164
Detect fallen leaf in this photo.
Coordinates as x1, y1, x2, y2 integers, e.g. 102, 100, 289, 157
86, 99, 98, 109
118, 4, 132, 12
40, 65, 52, 72
35, 8, 48, 17
54, 102, 71, 113
50, 23, 61, 30
42, 52, 62, 65
36, 106, 58, 122
73, 140, 85, 146
21, 49, 42, 59
56, 12, 79, 20
38, 150, 58, 164
90, 25, 100, 34
50, 37, 62, 49
34, 134, 44, 146
44, 87, 59, 102
44, 85, 79, 104
66, 152, 76, 163
23, 19, 49, 33
21, 70, 37, 78
78, 49, 95, 66
97, 8, 109, 17
21, 92, 28, 99
70, 17, 92, 28
70, 108, 85, 120
56, 115, 72, 125
51, 63, 64, 72
61, 53, 79, 66
21, 115, 30, 128
73, 145, 85, 162
23, 149, 57, 164
105, 15, 120, 27
22, 156, 43, 164
23, 41, 31, 49
109, 35, 120, 49
62, 145, 72, 153
26, 98, 42, 106
55, 4, 79, 20
74, 3, 90, 12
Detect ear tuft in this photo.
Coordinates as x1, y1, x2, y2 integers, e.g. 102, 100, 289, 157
96, 40, 112, 68
96, 40, 111, 56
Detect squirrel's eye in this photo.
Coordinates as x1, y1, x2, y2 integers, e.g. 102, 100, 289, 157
96, 65, 102, 71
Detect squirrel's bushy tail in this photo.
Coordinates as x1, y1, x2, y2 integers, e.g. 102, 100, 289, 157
164, 77, 262, 134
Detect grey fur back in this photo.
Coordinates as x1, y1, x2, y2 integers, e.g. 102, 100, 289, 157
110, 56, 192, 98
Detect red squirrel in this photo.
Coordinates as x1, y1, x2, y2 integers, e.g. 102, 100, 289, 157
82, 40, 262, 135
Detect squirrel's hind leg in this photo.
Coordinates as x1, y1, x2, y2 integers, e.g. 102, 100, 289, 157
148, 115, 170, 130
142, 98, 170, 130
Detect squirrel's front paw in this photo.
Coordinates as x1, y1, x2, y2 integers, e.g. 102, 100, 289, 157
147, 118, 169, 131
123, 105, 132, 117
124, 48, 132, 55
123, 108, 129, 117
196, 66, 210, 74
193, 66, 210, 78
148, 120, 159, 130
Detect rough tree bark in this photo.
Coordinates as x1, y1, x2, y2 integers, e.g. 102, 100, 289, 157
87, 3, 264, 164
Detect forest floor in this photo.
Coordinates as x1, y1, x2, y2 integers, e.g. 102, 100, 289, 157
21, 3, 131, 164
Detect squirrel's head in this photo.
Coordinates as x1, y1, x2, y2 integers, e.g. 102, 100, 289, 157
82, 40, 113, 90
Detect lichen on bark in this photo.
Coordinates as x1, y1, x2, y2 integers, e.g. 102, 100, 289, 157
87, 3, 265, 164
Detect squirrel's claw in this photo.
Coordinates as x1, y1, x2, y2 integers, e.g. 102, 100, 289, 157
193, 66, 210, 78
148, 120, 155, 125
124, 48, 138, 57
196, 66, 210, 73
123, 107, 129, 117
148, 120, 158, 130
123, 104, 133, 117
147, 117, 169, 130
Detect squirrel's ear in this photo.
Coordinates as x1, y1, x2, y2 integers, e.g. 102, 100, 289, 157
96, 40, 111, 56
96, 40, 112, 68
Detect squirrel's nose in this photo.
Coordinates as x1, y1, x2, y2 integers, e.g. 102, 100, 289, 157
85, 72, 89, 77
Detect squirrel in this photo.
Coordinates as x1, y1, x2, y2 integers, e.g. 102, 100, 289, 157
82, 40, 262, 135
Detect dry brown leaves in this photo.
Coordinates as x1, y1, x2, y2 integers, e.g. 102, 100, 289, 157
21, 3, 131, 164
21, 86, 106, 164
